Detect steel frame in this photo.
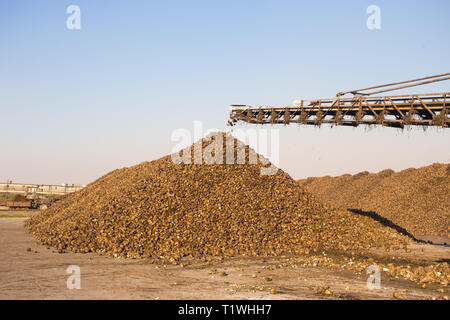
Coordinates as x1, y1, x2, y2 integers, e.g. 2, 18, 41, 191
229, 92, 449, 128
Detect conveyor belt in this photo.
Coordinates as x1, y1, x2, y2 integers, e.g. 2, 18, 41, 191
229, 92, 449, 128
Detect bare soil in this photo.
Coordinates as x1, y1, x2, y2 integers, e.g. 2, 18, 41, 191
0, 217, 448, 300
0, 210, 36, 218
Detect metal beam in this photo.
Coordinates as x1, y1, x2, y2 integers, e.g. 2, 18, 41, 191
229, 92, 450, 128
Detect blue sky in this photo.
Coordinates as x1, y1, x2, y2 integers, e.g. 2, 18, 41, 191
1, 0, 449, 184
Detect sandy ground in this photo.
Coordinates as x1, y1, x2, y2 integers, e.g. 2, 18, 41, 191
0, 217, 448, 300
0, 210, 36, 218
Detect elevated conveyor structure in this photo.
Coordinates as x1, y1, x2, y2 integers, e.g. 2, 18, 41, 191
229, 74, 450, 128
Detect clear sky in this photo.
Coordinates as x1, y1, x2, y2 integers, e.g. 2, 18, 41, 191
1, 0, 449, 185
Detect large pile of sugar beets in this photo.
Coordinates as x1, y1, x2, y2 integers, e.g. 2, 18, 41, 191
26, 133, 412, 259
298, 163, 449, 238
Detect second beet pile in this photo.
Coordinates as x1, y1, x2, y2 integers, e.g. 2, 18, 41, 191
26, 133, 412, 259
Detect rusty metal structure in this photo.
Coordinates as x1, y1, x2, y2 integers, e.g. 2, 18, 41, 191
229, 73, 450, 128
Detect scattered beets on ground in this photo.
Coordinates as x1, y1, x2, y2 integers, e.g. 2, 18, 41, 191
298, 163, 450, 238
26, 133, 412, 260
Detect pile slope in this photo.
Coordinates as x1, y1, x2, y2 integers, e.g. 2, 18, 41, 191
298, 163, 450, 238
27, 133, 412, 259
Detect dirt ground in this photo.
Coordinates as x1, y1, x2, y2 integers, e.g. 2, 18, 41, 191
0, 217, 448, 300
0, 210, 36, 218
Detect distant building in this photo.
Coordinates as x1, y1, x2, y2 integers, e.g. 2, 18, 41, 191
0, 182, 84, 195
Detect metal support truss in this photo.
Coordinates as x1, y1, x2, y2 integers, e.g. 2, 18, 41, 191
229, 92, 450, 128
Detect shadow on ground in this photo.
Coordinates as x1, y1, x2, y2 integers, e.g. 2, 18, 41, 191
347, 208, 426, 244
